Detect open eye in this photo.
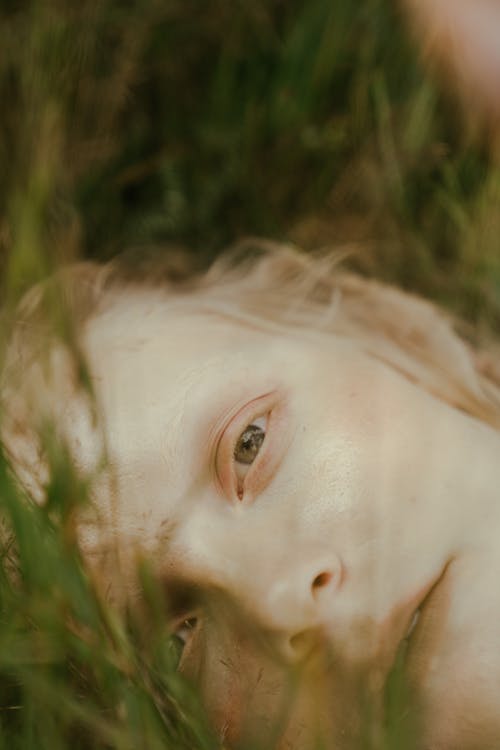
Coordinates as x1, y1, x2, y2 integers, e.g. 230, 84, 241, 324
233, 416, 267, 485
214, 391, 289, 503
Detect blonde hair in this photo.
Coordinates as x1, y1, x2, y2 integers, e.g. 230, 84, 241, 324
4, 238, 500, 439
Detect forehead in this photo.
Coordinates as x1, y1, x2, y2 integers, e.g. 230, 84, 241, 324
79, 288, 411, 476
83, 290, 285, 435
86, 288, 277, 368
80, 290, 292, 509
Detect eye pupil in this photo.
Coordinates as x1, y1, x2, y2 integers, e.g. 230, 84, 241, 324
234, 424, 265, 465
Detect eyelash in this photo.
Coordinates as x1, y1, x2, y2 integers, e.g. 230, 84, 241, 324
170, 616, 198, 666
214, 392, 287, 503
174, 617, 197, 645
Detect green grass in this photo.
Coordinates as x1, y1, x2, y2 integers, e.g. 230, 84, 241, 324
0, 0, 499, 747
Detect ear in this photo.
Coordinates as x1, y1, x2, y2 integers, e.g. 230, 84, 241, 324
402, 0, 500, 123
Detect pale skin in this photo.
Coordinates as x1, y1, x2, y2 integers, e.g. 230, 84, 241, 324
402, 0, 500, 121
31, 288, 500, 749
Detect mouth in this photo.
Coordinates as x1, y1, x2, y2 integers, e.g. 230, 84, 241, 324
374, 559, 454, 742
403, 608, 421, 643
388, 558, 454, 686
402, 560, 452, 646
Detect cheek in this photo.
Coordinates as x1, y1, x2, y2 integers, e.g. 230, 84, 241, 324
274, 402, 369, 538
290, 366, 425, 527
264, 392, 401, 601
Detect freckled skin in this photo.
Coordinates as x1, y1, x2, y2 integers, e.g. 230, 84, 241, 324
48, 291, 500, 749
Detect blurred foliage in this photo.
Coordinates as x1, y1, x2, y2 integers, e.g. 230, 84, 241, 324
0, 0, 499, 747
0, 443, 217, 750
1, 0, 499, 321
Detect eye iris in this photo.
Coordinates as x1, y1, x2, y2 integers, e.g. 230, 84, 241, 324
234, 424, 265, 465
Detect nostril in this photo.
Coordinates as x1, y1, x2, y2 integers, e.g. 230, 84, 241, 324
312, 571, 332, 592
310, 558, 343, 600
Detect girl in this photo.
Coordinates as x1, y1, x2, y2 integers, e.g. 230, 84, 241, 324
3, 241, 500, 749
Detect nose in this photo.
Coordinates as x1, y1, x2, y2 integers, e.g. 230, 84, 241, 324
261, 555, 343, 662
170, 521, 343, 663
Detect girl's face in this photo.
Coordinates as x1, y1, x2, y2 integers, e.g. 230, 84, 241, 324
67, 291, 500, 749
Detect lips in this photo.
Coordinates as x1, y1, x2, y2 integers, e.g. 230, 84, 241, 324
374, 559, 454, 690
404, 608, 421, 642
402, 560, 452, 650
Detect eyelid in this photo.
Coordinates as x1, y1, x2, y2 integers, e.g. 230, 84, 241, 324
170, 614, 200, 669
173, 616, 198, 645
214, 391, 289, 503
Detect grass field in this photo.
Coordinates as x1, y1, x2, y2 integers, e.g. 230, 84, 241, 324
0, 1, 499, 748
